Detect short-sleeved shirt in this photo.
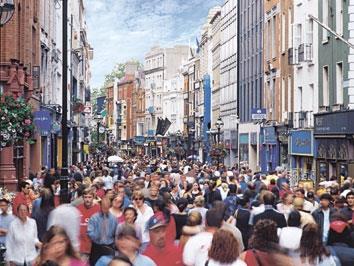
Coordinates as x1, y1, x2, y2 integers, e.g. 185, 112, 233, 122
0, 213, 15, 244
77, 204, 100, 253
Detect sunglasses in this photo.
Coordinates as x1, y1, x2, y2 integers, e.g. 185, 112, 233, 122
134, 197, 143, 201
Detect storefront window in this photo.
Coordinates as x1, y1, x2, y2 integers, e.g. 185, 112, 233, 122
239, 144, 249, 163
319, 162, 328, 181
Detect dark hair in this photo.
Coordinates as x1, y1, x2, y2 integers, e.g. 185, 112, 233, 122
300, 223, 330, 264
248, 219, 279, 251
176, 198, 188, 212
123, 206, 138, 221
153, 198, 171, 223
208, 229, 240, 263
108, 254, 133, 266
263, 192, 275, 206
40, 188, 55, 212
346, 191, 354, 199
287, 210, 301, 227
228, 184, 237, 194
19, 181, 29, 190
206, 208, 223, 228
40, 226, 80, 262
320, 193, 332, 201
296, 188, 305, 195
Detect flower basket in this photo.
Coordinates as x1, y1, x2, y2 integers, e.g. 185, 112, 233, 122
0, 94, 35, 149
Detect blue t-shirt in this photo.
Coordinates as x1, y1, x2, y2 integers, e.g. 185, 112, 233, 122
95, 253, 156, 266
0, 213, 15, 244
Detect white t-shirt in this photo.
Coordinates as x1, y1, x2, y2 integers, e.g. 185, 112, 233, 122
322, 209, 330, 243
136, 204, 154, 243
183, 231, 213, 266
278, 227, 302, 250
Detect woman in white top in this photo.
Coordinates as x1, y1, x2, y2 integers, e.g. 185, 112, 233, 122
279, 210, 303, 250
6, 203, 42, 265
132, 190, 154, 249
205, 229, 246, 266
276, 192, 294, 221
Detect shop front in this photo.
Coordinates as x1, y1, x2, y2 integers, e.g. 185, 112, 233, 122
260, 126, 279, 173
289, 129, 315, 180
314, 110, 354, 183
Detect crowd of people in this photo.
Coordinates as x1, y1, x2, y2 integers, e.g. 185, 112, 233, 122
0, 156, 353, 266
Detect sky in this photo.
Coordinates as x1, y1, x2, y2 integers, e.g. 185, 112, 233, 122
85, 0, 223, 89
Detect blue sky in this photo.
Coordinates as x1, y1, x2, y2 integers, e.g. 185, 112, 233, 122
86, 0, 223, 89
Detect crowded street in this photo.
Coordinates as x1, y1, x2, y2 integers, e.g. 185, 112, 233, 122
1, 0, 354, 265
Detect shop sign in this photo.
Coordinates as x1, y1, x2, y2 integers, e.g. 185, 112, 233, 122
251, 108, 267, 120
315, 139, 349, 160
263, 126, 277, 145
239, 133, 249, 144
134, 136, 145, 145
314, 110, 354, 135
33, 110, 52, 136
290, 130, 313, 156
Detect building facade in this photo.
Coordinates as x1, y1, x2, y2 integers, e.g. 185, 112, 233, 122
220, 0, 238, 166
314, 0, 353, 180
0, 0, 41, 190
290, 0, 319, 179
237, 0, 264, 171
144, 45, 189, 137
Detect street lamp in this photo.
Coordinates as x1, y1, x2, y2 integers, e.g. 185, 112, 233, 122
215, 117, 224, 144
0, 0, 15, 26
94, 114, 103, 162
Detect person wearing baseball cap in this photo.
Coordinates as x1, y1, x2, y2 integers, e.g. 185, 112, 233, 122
143, 213, 183, 266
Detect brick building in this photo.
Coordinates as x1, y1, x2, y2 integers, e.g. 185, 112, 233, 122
0, 0, 41, 190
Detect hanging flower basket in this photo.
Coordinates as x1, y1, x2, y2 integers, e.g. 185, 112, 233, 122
209, 143, 228, 158
72, 98, 85, 113
0, 94, 35, 149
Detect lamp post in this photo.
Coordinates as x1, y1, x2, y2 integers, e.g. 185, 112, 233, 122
95, 114, 102, 163
0, 0, 15, 27
60, 0, 69, 203
215, 117, 224, 165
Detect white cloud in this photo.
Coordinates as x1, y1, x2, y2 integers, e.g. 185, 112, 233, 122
86, 0, 223, 89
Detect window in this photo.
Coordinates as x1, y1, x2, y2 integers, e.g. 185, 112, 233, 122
288, 77, 292, 112
307, 19, 313, 44
281, 78, 286, 118
271, 15, 276, 58
323, 66, 329, 106
295, 23, 302, 47
309, 84, 314, 111
288, 8, 292, 48
281, 13, 286, 52
322, 0, 329, 41
298, 86, 303, 111
336, 0, 343, 36
336, 62, 343, 104
266, 19, 271, 61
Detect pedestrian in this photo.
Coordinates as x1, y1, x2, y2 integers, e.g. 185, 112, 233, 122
6, 204, 42, 265
76, 188, 101, 259
143, 212, 184, 266
253, 192, 287, 228
0, 197, 15, 259
179, 210, 203, 248
34, 225, 86, 266
278, 210, 303, 250
95, 224, 155, 266
295, 223, 338, 266
12, 181, 32, 216
172, 198, 189, 241
132, 190, 154, 249
31, 188, 55, 241
88, 197, 117, 266
183, 208, 223, 266
312, 193, 336, 244
109, 194, 124, 223
205, 229, 246, 266
189, 196, 208, 226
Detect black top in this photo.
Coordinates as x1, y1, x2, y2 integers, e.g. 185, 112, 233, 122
253, 208, 287, 228
172, 213, 188, 240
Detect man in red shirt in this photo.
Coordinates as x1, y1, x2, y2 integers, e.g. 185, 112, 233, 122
12, 181, 31, 216
144, 212, 183, 266
76, 188, 100, 259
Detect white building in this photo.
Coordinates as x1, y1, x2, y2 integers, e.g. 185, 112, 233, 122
144, 45, 189, 136
39, 0, 63, 168
220, 0, 238, 166
163, 72, 185, 134
293, 0, 319, 129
